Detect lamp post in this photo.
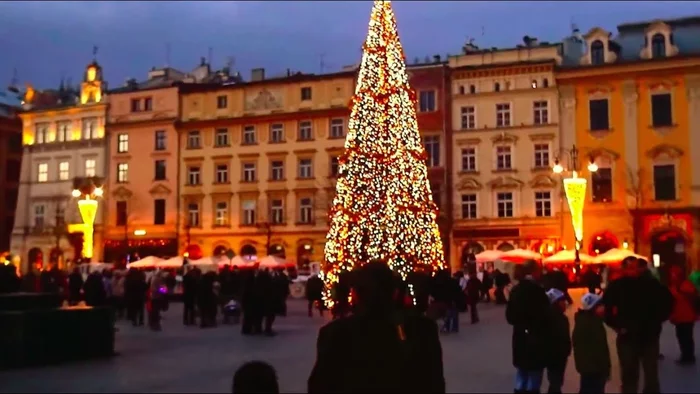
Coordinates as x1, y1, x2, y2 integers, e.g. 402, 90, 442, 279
552, 145, 598, 266
71, 186, 103, 262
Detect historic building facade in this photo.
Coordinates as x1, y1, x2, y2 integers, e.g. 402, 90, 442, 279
10, 60, 108, 271
449, 41, 562, 264
177, 69, 355, 264
0, 87, 23, 252
557, 17, 700, 270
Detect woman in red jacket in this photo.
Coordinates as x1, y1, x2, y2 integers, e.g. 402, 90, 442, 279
669, 265, 698, 365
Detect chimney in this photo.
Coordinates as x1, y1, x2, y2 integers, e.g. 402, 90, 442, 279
251, 68, 265, 82
433, 55, 441, 63
523, 35, 539, 47
200, 57, 206, 66
286, 68, 291, 77
124, 78, 138, 88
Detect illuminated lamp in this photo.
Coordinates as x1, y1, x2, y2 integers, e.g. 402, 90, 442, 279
563, 172, 587, 244
77, 198, 98, 259
133, 229, 146, 236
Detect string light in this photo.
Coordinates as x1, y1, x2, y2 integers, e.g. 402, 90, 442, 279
322, 0, 446, 307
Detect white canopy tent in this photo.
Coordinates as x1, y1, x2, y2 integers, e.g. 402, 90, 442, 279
498, 249, 542, 264
594, 248, 646, 264
157, 256, 184, 269
259, 255, 291, 268
474, 250, 504, 263
127, 256, 163, 269
543, 249, 595, 265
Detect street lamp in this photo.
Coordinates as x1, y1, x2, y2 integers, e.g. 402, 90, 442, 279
72, 186, 103, 262
552, 145, 597, 265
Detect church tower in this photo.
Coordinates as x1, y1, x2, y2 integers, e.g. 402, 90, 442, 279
80, 60, 105, 104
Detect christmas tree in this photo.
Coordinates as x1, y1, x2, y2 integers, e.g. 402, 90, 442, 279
322, 0, 446, 304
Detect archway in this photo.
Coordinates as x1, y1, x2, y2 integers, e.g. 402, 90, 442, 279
269, 244, 286, 258
213, 245, 228, 256
651, 229, 687, 273
588, 231, 619, 256
28, 248, 43, 269
297, 242, 313, 270
240, 244, 258, 261
461, 242, 484, 264
497, 242, 515, 252
185, 244, 203, 260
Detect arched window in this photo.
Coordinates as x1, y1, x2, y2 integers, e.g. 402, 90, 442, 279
213, 245, 228, 256
494, 82, 501, 92
497, 242, 515, 252
651, 33, 666, 59
240, 244, 257, 261
459, 86, 465, 95
591, 40, 605, 65
269, 244, 286, 257
469, 85, 476, 94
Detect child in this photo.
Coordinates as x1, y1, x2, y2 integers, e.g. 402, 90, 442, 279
232, 361, 279, 393
545, 289, 571, 394
572, 293, 611, 394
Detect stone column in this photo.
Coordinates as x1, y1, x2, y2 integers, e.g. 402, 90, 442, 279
686, 75, 700, 206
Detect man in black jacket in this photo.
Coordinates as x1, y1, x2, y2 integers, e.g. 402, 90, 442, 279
603, 256, 673, 393
308, 261, 445, 393
506, 260, 551, 394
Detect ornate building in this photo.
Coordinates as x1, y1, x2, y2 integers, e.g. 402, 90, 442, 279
449, 39, 562, 264
10, 60, 108, 271
177, 68, 355, 264
557, 17, 700, 271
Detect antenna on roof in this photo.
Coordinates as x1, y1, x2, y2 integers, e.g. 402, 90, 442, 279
92, 45, 99, 61
165, 43, 171, 67
10, 67, 18, 88
320, 52, 327, 74
208, 47, 213, 66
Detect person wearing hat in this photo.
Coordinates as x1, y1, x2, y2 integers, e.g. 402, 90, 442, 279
573, 292, 611, 393
545, 289, 571, 394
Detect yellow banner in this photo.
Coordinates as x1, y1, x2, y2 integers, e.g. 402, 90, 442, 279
563, 177, 587, 242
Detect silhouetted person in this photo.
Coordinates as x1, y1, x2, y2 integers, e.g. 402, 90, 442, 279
0, 263, 20, 293
232, 361, 279, 394
182, 267, 199, 326
20, 268, 40, 293
242, 268, 263, 335
68, 267, 84, 305
308, 261, 445, 393
306, 274, 324, 317
83, 271, 107, 307
125, 268, 146, 326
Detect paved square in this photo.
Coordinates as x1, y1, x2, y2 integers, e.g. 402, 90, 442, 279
2, 289, 699, 393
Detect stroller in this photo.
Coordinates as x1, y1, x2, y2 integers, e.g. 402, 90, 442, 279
223, 300, 242, 324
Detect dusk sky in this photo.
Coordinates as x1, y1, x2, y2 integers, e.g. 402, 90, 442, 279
1, 1, 698, 90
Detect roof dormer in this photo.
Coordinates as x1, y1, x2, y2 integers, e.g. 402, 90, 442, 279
580, 27, 618, 66
640, 20, 679, 60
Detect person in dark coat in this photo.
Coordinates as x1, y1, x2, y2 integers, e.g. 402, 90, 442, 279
241, 268, 263, 335
308, 260, 445, 393
506, 260, 551, 394
481, 269, 493, 302
68, 267, 84, 305
124, 268, 146, 326
272, 269, 290, 317
20, 268, 40, 293
257, 269, 276, 336
582, 267, 602, 294
466, 269, 481, 324
543, 268, 572, 304
407, 268, 432, 315
603, 257, 673, 394
0, 263, 20, 293
493, 269, 509, 304
544, 289, 571, 394
40, 265, 59, 294
83, 271, 107, 307
182, 266, 199, 325
305, 273, 325, 317
198, 271, 218, 328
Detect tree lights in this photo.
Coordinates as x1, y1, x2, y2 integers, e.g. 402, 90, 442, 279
322, 0, 446, 304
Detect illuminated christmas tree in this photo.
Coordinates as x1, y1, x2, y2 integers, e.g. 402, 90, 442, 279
322, 0, 446, 303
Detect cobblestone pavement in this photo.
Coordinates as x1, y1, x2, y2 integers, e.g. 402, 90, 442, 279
2, 289, 699, 393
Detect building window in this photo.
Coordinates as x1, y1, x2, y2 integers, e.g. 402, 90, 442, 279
85, 159, 96, 177
270, 160, 284, 181
242, 125, 256, 145
243, 163, 256, 182
242, 200, 256, 225
82, 118, 97, 139
57, 122, 70, 142
34, 204, 45, 228
155, 130, 167, 151
116, 201, 127, 226
496, 146, 512, 170
187, 203, 200, 227
270, 199, 284, 224
301, 87, 312, 101
187, 131, 201, 149
494, 82, 501, 92
215, 164, 229, 184
37, 163, 48, 183
330, 118, 345, 138
216, 95, 228, 109
58, 161, 70, 181
35, 124, 48, 144
269, 123, 284, 143
592, 167, 613, 203
496, 192, 514, 218
330, 156, 340, 177
651, 93, 672, 127
533, 144, 550, 168
651, 33, 666, 59
298, 158, 313, 178
131, 98, 152, 112
299, 198, 313, 224
535, 191, 552, 217
543, 78, 549, 88
215, 202, 228, 226
653, 164, 676, 201
215, 129, 230, 147
422, 135, 440, 167
589, 99, 610, 131
117, 163, 129, 183
591, 40, 605, 65
117, 133, 128, 153
187, 166, 200, 185
154, 160, 166, 181
531, 80, 538, 89
298, 120, 313, 141
154, 199, 166, 225
496, 103, 511, 127
460, 106, 476, 129
461, 194, 477, 219
461, 147, 477, 172
533, 101, 549, 125
419, 90, 436, 112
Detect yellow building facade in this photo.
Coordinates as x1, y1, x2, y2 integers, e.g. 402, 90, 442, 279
557, 18, 700, 270
177, 69, 355, 265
